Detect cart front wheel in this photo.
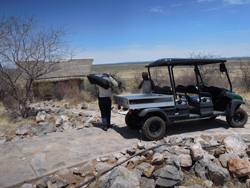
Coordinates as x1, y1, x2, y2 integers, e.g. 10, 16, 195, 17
142, 116, 166, 141
226, 108, 248, 128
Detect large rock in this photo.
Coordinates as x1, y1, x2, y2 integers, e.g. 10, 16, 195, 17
89, 166, 140, 188
60, 115, 69, 122
179, 154, 192, 167
32, 121, 56, 135
194, 159, 209, 181
15, 124, 30, 135
138, 162, 155, 177
62, 122, 73, 130
169, 145, 190, 155
36, 110, 46, 123
95, 163, 111, 172
151, 153, 164, 165
140, 177, 155, 188
190, 142, 204, 161
36, 176, 56, 188
81, 102, 88, 109
206, 160, 230, 185
224, 134, 248, 157
129, 156, 141, 165
55, 117, 63, 126
155, 158, 183, 187
218, 152, 240, 168
228, 158, 250, 178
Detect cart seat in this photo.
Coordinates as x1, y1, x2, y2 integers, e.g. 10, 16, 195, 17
153, 86, 173, 95
175, 85, 211, 98
189, 96, 211, 103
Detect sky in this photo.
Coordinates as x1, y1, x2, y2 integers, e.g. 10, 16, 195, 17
1, 0, 250, 64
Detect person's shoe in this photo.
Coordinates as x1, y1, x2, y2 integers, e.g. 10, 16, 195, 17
108, 124, 114, 128
103, 125, 108, 131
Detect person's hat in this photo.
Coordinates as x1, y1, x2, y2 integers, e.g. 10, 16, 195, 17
142, 72, 148, 76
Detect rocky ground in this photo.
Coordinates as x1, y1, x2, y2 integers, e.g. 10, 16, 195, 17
1, 100, 250, 188
20, 134, 250, 188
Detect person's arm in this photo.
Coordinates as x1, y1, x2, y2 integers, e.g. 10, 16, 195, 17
138, 80, 143, 89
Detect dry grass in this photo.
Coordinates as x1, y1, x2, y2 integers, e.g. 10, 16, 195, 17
0, 115, 12, 126
0, 102, 4, 111
52, 99, 69, 107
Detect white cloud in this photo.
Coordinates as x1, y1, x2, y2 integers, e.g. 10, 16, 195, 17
201, 7, 221, 11
223, 0, 250, 4
197, 0, 250, 4
150, 6, 164, 13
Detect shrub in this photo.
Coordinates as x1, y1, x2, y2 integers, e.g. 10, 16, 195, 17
69, 90, 96, 106
2, 95, 18, 110
34, 81, 54, 100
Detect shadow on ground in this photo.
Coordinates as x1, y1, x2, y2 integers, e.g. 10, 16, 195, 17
111, 118, 231, 141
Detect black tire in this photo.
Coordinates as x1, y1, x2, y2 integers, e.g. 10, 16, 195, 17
226, 108, 248, 128
125, 113, 140, 129
142, 116, 166, 141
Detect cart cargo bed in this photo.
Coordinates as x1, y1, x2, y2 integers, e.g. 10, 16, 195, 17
114, 93, 174, 109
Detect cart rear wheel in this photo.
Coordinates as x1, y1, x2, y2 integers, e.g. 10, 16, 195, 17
226, 108, 248, 128
142, 116, 166, 141
125, 113, 140, 129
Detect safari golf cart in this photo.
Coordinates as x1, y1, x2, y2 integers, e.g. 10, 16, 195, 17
114, 58, 248, 141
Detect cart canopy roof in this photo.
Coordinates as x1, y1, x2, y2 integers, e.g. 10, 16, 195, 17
146, 58, 227, 68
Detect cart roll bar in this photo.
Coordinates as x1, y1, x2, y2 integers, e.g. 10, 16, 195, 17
220, 63, 232, 92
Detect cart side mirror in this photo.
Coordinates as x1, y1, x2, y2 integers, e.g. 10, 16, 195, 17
220, 63, 227, 72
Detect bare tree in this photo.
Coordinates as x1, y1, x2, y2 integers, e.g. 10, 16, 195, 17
0, 14, 77, 117
188, 52, 223, 86
239, 59, 250, 91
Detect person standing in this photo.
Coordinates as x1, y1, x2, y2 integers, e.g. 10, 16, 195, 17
138, 72, 154, 93
98, 74, 112, 131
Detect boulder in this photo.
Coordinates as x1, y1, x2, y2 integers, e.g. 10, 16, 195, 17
190, 142, 204, 161
36, 176, 56, 188
169, 145, 190, 155
55, 117, 63, 126
194, 159, 209, 181
140, 177, 155, 188
62, 122, 73, 130
54, 174, 69, 188
129, 156, 141, 165
218, 152, 240, 168
127, 148, 136, 155
32, 122, 56, 135
137, 142, 146, 150
15, 124, 30, 135
179, 154, 192, 167
228, 158, 250, 178
155, 158, 183, 187
36, 110, 46, 123
138, 162, 155, 177
81, 102, 88, 109
224, 134, 248, 157
206, 160, 230, 185
60, 115, 69, 122
151, 153, 164, 165
88, 166, 140, 188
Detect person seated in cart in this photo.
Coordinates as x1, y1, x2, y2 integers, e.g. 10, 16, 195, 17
138, 72, 155, 93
